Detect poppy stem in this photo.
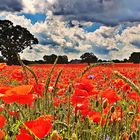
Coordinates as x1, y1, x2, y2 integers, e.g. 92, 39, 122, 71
44, 56, 59, 114
17, 53, 38, 84
17, 53, 29, 84
14, 103, 26, 120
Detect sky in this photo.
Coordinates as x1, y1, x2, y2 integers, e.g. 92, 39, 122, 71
0, 0, 140, 61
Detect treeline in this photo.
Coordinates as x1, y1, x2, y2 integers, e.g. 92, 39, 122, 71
0, 52, 140, 65
0, 20, 140, 65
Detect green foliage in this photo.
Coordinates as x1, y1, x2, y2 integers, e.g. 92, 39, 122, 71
0, 20, 38, 65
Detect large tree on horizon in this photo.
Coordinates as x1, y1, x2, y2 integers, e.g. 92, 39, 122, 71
0, 20, 38, 65
129, 52, 140, 63
80, 52, 98, 65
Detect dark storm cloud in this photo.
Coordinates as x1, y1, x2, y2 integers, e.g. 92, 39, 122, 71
48, 0, 140, 25
0, 0, 22, 12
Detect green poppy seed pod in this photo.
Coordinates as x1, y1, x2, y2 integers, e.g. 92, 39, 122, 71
95, 100, 99, 107
103, 99, 108, 109
68, 86, 72, 93
131, 132, 137, 139
110, 106, 115, 113
71, 133, 78, 140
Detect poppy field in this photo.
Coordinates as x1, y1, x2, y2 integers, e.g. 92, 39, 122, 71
0, 62, 140, 140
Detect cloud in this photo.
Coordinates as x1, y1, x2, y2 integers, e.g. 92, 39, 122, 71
47, 0, 140, 25
0, 0, 22, 12
131, 40, 140, 49
1, 13, 140, 60
22, 0, 47, 13
5, 14, 32, 30
20, 45, 56, 61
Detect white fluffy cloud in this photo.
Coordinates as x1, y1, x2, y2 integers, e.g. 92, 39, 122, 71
1, 12, 140, 60
22, 0, 48, 13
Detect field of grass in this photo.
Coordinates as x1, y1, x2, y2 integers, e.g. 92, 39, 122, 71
0, 63, 140, 140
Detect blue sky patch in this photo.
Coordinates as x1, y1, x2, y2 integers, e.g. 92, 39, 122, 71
83, 22, 103, 32
18, 13, 46, 24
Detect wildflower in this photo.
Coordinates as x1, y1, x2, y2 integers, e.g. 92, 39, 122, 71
54, 97, 60, 107
88, 75, 95, 80
71, 89, 89, 110
0, 130, 5, 140
1, 85, 36, 105
122, 84, 131, 92
114, 79, 124, 88
0, 86, 12, 94
16, 115, 52, 140
128, 91, 140, 101
74, 81, 93, 93
0, 115, 6, 129
0, 63, 7, 71
102, 89, 121, 104
88, 111, 106, 126
33, 83, 45, 97
12, 69, 25, 81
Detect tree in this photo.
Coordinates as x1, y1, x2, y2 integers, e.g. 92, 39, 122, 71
0, 56, 5, 63
57, 55, 68, 64
0, 20, 38, 65
43, 54, 68, 64
80, 52, 98, 65
43, 54, 57, 64
129, 52, 140, 63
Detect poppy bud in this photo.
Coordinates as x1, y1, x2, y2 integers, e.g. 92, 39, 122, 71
131, 132, 137, 139
103, 99, 108, 109
68, 86, 72, 93
110, 106, 115, 113
95, 100, 99, 107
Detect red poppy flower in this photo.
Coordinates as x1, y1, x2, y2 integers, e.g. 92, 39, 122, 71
1, 85, 36, 105
114, 79, 124, 88
54, 97, 60, 107
12, 69, 25, 81
0, 115, 6, 129
122, 84, 131, 92
33, 83, 45, 97
71, 89, 88, 107
74, 81, 93, 93
0, 86, 12, 94
102, 89, 121, 104
16, 115, 52, 140
88, 111, 106, 126
0, 63, 7, 71
0, 130, 5, 140
128, 91, 140, 101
